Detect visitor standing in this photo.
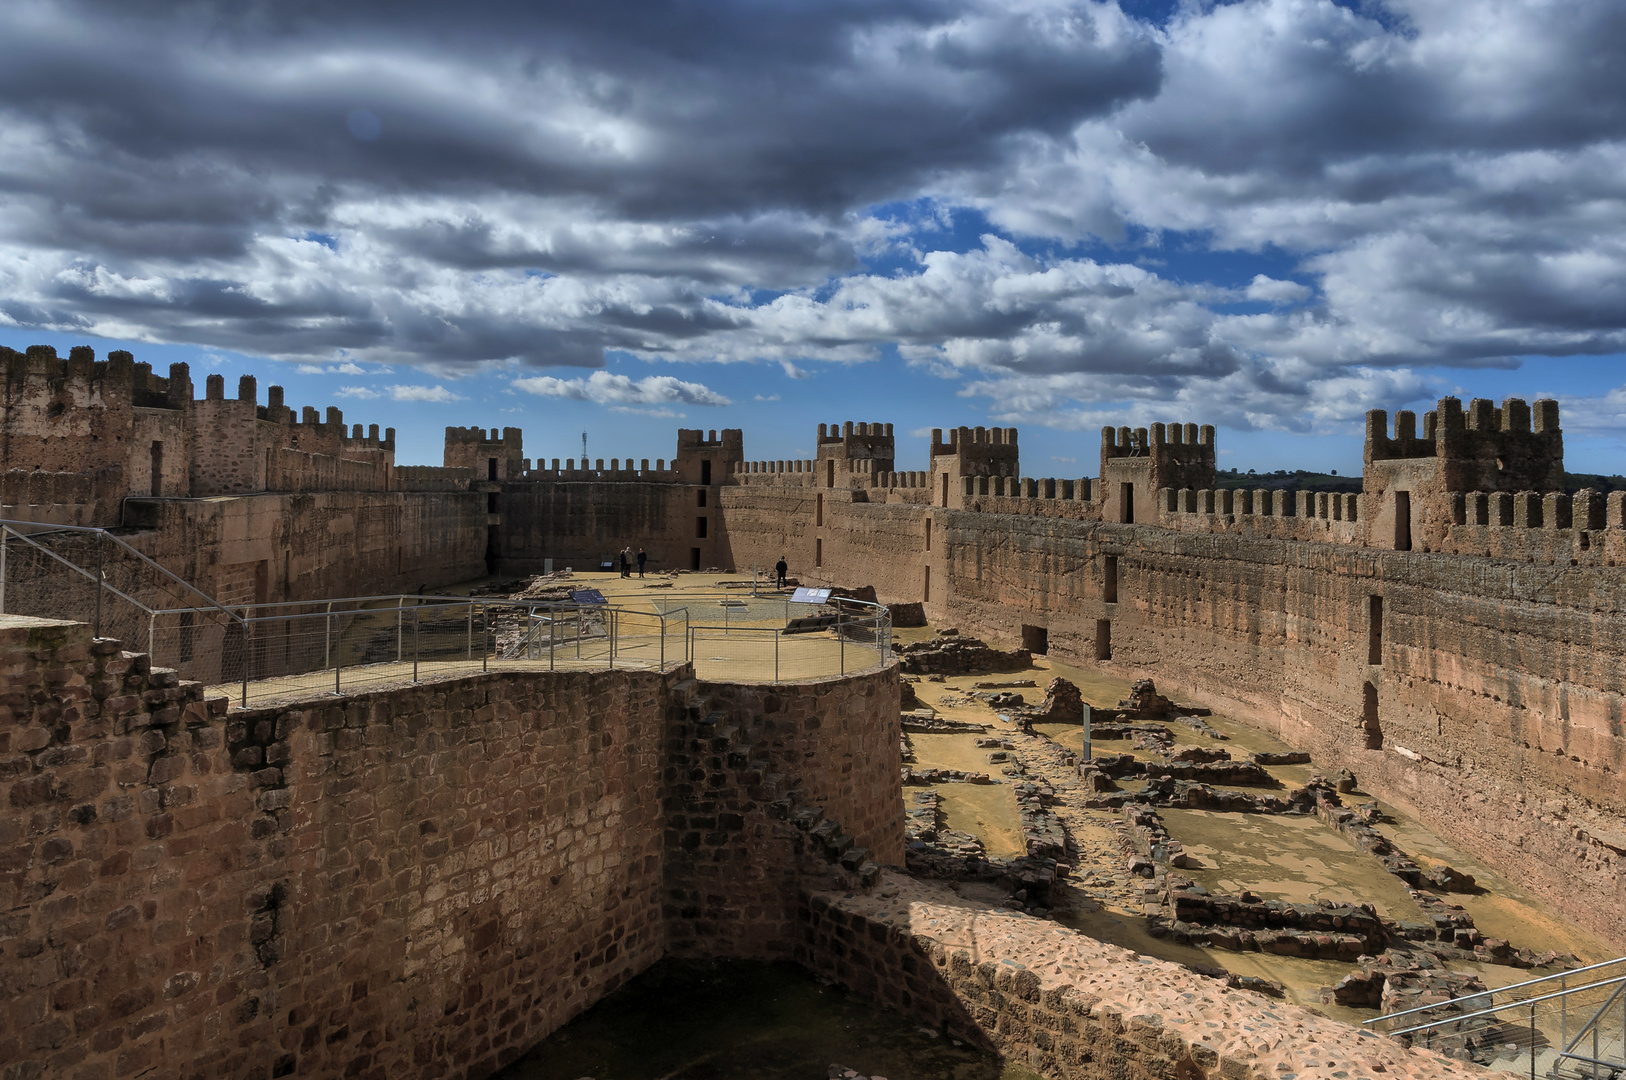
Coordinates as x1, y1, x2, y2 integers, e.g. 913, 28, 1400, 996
775, 556, 788, 589
637, 548, 647, 577
619, 547, 631, 577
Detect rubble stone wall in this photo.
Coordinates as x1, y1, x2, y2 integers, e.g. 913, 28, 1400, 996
798, 877, 1478, 1080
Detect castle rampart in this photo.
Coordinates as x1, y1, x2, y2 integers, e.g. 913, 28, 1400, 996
0, 614, 900, 1080
3, 344, 1621, 952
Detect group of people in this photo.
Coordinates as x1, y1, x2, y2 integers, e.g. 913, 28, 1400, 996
618, 546, 647, 577
612, 547, 790, 589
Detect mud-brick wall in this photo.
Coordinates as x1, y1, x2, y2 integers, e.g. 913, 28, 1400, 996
940, 509, 1626, 948
662, 667, 905, 960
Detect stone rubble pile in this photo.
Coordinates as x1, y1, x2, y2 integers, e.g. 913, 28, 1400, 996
895, 634, 1031, 675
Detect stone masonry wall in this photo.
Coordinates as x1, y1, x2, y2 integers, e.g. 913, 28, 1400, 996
940, 510, 1626, 947
661, 667, 903, 961
0, 614, 686, 1080
498, 480, 725, 575
1, 616, 907, 1080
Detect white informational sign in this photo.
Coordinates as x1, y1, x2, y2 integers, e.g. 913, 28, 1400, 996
789, 587, 833, 605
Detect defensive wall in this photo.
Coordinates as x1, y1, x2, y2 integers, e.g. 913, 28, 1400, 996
2, 343, 1622, 952
0, 613, 901, 1079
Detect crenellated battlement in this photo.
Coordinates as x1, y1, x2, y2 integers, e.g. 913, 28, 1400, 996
1365, 396, 1563, 491
1097, 420, 1217, 523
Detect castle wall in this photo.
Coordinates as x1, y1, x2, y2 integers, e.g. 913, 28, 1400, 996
663, 668, 903, 960
497, 480, 724, 574
122, 490, 489, 604
939, 511, 1626, 946
0, 615, 905, 1080
717, 486, 936, 611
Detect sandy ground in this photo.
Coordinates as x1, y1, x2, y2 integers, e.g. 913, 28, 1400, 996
897, 641, 1618, 1027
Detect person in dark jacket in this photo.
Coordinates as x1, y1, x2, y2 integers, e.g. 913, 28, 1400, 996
637, 548, 647, 577
775, 556, 788, 589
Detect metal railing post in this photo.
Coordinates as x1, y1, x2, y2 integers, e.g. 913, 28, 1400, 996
397, 596, 404, 664
607, 609, 614, 670
412, 605, 420, 683
241, 616, 250, 708
550, 606, 556, 671
466, 601, 473, 662
1530, 1003, 1536, 1080
94, 532, 104, 638
333, 611, 342, 694
323, 601, 332, 670
839, 608, 845, 674
0, 525, 8, 614
660, 612, 665, 669
482, 604, 489, 672
774, 623, 779, 682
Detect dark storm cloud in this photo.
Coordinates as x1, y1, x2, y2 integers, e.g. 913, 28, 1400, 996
3, 0, 1626, 428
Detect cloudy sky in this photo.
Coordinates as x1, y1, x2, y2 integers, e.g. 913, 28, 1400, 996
3, 0, 1626, 472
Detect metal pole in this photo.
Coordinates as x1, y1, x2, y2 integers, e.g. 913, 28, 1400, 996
334, 612, 341, 694
608, 609, 614, 670
397, 596, 403, 664
0, 525, 8, 614
550, 607, 556, 672
839, 607, 845, 674
95, 532, 103, 638
241, 617, 249, 708
774, 624, 779, 682
324, 601, 332, 670
660, 611, 665, 669
1530, 1003, 1536, 1080
466, 601, 473, 662
413, 605, 419, 682
482, 604, 488, 672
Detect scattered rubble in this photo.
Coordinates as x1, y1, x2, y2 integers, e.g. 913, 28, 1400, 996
895, 635, 1031, 675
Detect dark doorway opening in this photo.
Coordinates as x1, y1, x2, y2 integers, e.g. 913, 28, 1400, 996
149, 441, 163, 496
1119, 482, 1135, 524
1094, 619, 1112, 661
1022, 624, 1049, 655
1362, 682, 1383, 749
1367, 595, 1383, 665
690, 547, 701, 571
1394, 491, 1411, 551
1104, 555, 1118, 604
488, 457, 498, 481
700, 460, 712, 485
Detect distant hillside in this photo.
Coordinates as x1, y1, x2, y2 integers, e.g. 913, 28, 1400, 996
1565, 472, 1626, 494
1210, 468, 1362, 493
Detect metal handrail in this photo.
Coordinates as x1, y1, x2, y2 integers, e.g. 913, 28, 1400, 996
1, 518, 245, 627
1380, 974, 1626, 1038
1365, 956, 1626, 1027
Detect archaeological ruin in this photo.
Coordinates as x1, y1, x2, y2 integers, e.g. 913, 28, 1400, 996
2, 342, 1624, 1080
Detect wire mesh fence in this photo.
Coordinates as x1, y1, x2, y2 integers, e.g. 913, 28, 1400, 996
0, 521, 893, 707
1366, 957, 1626, 1079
